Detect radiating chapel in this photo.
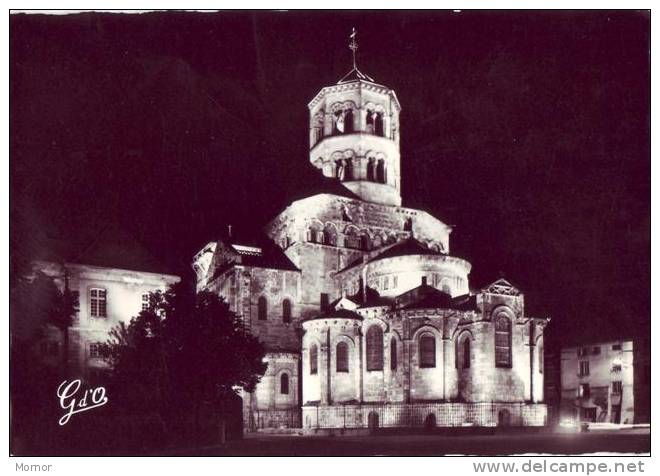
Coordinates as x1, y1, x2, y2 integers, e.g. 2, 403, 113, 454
193, 35, 550, 431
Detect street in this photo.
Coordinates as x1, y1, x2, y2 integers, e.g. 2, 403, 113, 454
162, 428, 650, 456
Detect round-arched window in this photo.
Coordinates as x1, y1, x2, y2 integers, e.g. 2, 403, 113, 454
366, 326, 383, 371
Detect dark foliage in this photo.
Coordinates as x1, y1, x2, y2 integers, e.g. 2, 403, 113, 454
105, 281, 266, 446
10, 271, 78, 455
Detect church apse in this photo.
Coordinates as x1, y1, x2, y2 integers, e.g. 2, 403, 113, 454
196, 30, 549, 432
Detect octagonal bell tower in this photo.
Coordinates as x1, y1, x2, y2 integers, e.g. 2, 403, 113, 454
308, 30, 402, 206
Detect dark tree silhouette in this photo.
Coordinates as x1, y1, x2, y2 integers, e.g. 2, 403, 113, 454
105, 281, 266, 444
52, 269, 79, 376
10, 269, 78, 454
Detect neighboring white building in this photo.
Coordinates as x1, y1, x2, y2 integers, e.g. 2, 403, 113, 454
30, 240, 180, 383
560, 341, 635, 424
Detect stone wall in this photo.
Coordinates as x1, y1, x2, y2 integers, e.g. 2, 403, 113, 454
265, 194, 451, 259
301, 292, 545, 412
209, 266, 302, 351
302, 402, 548, 429
243, 352, 301, 430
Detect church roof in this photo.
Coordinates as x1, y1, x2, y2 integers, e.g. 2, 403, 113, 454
230, 245, 299, 272
302, 308, 363, 322
369, 237, 440, 261
287, 174, 362, 204
395, 284, 479, 312
348, 285, 393, 308
482, 278, 522, 296
208, 233, 299, 282
451, 293, 480, 311
337, 67, 375, 84
337, 238, 441, 274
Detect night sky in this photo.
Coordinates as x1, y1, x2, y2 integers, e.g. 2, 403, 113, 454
10, 11, 650, 349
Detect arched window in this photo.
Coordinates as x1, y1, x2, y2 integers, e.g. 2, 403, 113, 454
258, 296, 267, 321
345, 158, 354, 181
376, 159, 386, 184
495, 315, 512, 368
280, 373, 289, 394
344, 109, 354, 133
456, 335, 470, 369
333, 110, 345, 134
368, 411, 379, 429
498, 409, 511, 427
390, 337, 398, 371
366, 110, 376, 134
308, 224, 323, 244
336, 342, 349, 373
419, 334, 436, 368
374, 112, 384, 137
282, 299, 292, 323
336, 159, 346, 180
324, 224, 337, 246
367, 111, 384, 136
366, 326, 384, 371
360, 233, 371, 251
367, 158, 376, 181
313, 112, 325, 145
345, 229, 360, 249
310, 344, 318, 375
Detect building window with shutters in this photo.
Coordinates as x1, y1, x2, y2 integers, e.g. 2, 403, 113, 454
494, 315, 512, 368
280, 373, 289, 394
419, 334, 436, 368
89, 342, 108, 358
258, 296, 267, 320
282, 299, 292, 323
90, 288, 107, 318
390, 337, 397, 370
612, 381, 622, 394
579, 360, 590, 376
310, 344, 318, 375
336, 342, 349, 373
366, 326, 383, 371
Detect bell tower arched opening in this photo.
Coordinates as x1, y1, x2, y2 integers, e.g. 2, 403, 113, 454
307, 31, 402, 206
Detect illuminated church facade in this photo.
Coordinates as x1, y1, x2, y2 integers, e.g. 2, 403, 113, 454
193, 39, 549, 431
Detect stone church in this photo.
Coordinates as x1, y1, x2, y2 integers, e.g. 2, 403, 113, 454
193, 46, 549, 431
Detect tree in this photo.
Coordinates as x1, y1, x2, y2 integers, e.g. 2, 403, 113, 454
105, 281, 266, 445
51, 269, 79, 376
10, 268, 78, 454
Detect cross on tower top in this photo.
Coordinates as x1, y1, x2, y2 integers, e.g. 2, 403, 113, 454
349, 27, 358, 69
337, 27, 374, 84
